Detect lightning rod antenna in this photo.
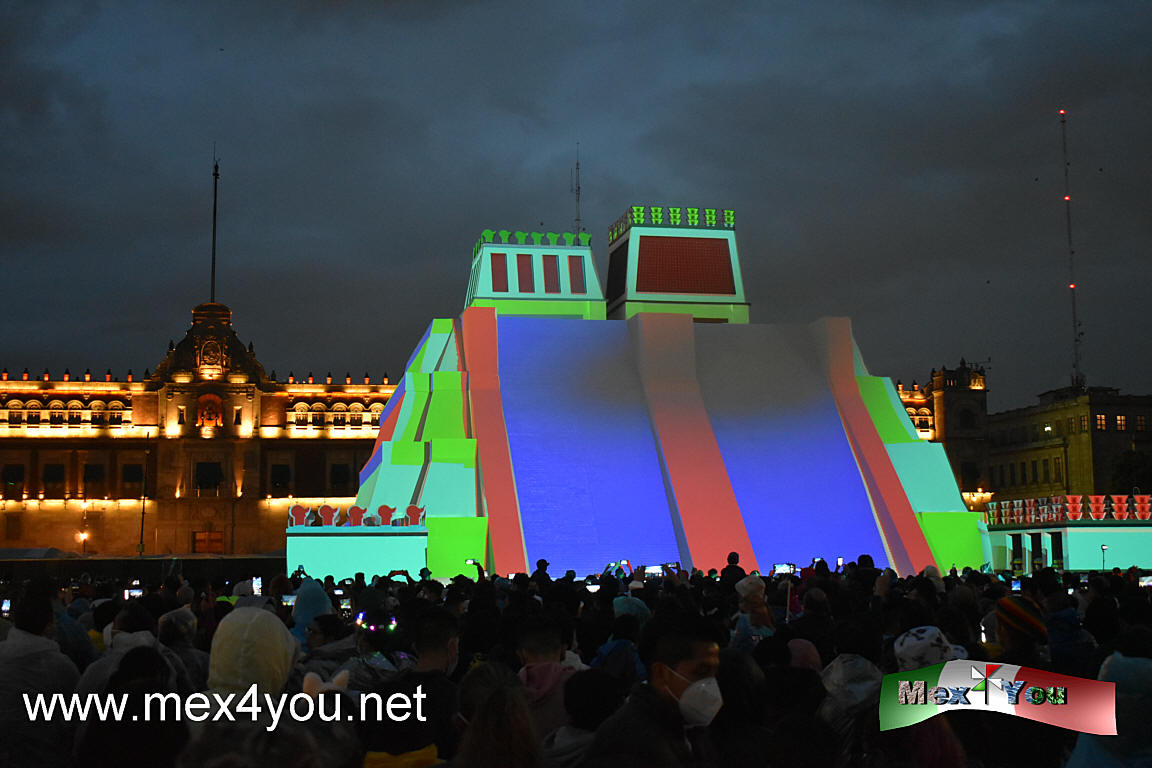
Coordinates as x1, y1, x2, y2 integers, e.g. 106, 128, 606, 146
211, 148, 219, 303
570, 142, 582, 234
1059, 109, 1085, 390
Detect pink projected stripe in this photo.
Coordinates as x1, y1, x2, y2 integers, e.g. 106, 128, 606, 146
632, 314, 758, 573
823, 318, 935, 574
461, 307, 527, 573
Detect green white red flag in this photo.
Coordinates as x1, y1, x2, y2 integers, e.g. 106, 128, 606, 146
880, 660, 1115, 734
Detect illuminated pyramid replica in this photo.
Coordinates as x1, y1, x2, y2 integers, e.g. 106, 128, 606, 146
288, 206, 990, 578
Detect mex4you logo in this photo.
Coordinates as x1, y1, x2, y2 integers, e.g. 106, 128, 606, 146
880, 661, 1116, 734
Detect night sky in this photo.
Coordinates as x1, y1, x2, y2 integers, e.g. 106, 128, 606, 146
4, 2, 1150, 411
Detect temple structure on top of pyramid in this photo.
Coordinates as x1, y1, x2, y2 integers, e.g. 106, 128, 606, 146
286, 205, 991, 579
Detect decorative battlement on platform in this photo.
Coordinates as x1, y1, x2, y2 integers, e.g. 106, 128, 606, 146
465, 229, 605, 318
608, 206, 735, 243
473, 229, 592, 259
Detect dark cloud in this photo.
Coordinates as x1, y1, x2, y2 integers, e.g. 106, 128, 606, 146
2, 0, 1150, 410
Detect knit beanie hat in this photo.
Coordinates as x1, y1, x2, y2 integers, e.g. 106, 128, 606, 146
996, 595, 1048, 643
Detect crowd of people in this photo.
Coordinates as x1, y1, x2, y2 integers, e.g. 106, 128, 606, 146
1, 552, 1150, 768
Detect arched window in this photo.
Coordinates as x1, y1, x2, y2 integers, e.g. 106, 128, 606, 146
108, 401, 124, 426
349, 402, 365, 428
369, 402, 384, 427
67, 401, 83, 426
26, 401, 42, 426
48, 400, 65, 425
310, 403, 326, 428
332, 403, 347, 427
915, 408, 931, 430
90, 401, 106, 426
293, 402, 309, 427
5, 400, 24, 426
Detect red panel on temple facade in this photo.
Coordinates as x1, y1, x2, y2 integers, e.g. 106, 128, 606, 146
636, 236, 735, 295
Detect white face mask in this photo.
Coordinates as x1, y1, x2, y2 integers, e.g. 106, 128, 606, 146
666, 668, 724, 727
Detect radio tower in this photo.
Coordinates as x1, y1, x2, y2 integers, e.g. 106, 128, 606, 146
570, 143, 582, 235
1059, 109, 1085, 390
210, 150, 220, 303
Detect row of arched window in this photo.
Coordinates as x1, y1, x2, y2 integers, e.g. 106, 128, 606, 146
288, 401, 385, 428
906, 407, 932, 431
2, 400, 128, 426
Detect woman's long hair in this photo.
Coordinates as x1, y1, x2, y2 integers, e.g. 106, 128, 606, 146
454, 662, 541, 768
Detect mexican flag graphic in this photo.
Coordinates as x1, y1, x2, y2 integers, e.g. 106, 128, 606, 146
880, 661, 1116, 734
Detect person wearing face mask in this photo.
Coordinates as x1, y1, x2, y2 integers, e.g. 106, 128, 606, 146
359, 604, 462, 764
580, 610, 724, 768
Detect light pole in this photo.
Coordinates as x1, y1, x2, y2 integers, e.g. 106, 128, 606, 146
1101, 543, 1108, 571
138, 447, 150, 556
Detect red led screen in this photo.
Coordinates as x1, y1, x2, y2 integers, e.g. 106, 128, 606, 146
635, 236, 735, 295
491, 253, 508, 293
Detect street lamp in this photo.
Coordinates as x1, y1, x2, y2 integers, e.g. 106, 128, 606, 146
1101, 543, 1108, 571
79, 531, 89, 554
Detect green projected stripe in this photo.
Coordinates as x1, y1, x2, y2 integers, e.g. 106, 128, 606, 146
424, 387, 466, 439
397, 388, 430, 442
469, 299, 606, 320
426, 517, 489, 579
391, 441, 425, 466
855, 372, 986, 569
857, 376, 919, 443
916, 512, 987, 571
431, 438, 476, 467
407, 340, 430, 373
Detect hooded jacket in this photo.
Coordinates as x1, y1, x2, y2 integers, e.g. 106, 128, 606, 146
76, 629, 191, 696
159, 606, 210, 691
208, 607, 297, 697
818, 652, 882, 766
0, 628, 81, 768
290, 578, 333, 652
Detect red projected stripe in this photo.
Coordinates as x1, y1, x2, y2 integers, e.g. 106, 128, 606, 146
461, 307, 527, 573
823, 318, 935, 574
636, 236, 735, 295
631, 313, 757, 573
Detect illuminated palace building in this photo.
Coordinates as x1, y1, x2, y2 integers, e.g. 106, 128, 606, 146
0, 301, 394, 555
899, 360, 1152, 571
